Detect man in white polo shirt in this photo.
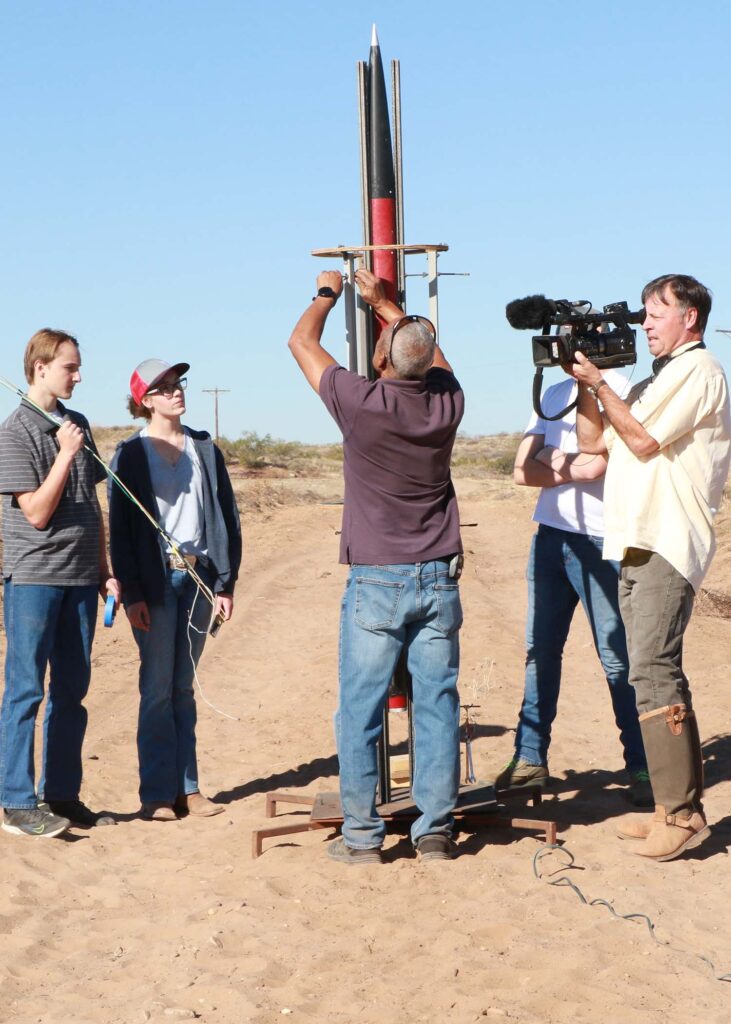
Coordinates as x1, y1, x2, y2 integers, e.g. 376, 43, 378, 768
569, 274, 731, 861
494, 368, 649, 805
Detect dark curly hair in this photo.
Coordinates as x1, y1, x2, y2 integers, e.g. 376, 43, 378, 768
127, 395, 152, 420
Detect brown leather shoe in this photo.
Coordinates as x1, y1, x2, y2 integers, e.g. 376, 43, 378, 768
631, 809, 710, 861
616, 812, 654, 840
175, 792, 224, 817
141, 802, 177, 822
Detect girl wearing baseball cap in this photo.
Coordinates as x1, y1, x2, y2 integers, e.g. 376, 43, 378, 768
109, 359, 242, 821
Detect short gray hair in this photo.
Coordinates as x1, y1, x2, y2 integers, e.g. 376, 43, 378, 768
390, 321, 436, 379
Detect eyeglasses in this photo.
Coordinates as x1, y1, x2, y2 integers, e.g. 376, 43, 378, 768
146, 377, 187, 397
386, 315, 436, 367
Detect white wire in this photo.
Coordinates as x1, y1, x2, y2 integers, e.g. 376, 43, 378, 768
186, 585, 239, 722
0, 374, 236, 724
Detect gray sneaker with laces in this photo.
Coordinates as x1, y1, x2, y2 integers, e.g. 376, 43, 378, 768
2, 806, 70, 838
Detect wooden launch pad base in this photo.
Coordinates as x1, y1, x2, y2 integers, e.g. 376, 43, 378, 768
251, 783, 557, 859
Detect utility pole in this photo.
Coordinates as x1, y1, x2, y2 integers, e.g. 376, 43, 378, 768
202, 387, 230, 445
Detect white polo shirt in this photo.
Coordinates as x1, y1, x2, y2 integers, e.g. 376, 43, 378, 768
602, 343, 731, 590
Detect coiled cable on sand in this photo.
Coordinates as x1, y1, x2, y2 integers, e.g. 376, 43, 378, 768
532, 844, 731, 983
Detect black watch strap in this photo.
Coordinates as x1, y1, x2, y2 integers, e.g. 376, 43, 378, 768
312, 286, 338, 302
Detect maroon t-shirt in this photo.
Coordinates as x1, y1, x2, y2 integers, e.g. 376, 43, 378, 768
319, 364, 464, 565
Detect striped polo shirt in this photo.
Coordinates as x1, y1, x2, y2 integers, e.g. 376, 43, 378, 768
0, 400, 106, 585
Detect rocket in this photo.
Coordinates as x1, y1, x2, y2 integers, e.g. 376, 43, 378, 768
366, 25, 399, 336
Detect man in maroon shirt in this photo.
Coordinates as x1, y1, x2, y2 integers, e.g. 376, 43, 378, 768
288, 269, 464, 864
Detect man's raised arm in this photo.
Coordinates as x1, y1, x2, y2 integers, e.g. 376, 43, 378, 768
287, 270, 343, 393
354, 268, 402, 323
355, 268, 453, 373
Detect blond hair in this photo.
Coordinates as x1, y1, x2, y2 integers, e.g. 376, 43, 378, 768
24, 329, 79, 385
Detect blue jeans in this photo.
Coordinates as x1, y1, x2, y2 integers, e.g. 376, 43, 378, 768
0, 581, 98, 808
132, 567, 211, 803
336, 561, 462, 849
514, 525, 646, 772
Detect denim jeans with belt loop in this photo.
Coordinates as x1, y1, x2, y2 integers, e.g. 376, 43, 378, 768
336, 560, 462, 849
0, 580, 98, 808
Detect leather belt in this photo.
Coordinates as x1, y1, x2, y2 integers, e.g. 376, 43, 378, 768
167, 552, 197, 570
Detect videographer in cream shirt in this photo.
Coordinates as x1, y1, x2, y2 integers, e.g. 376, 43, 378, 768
568, 274, 731, 863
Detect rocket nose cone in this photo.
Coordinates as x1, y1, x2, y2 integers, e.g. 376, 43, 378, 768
371, 23, 379, 48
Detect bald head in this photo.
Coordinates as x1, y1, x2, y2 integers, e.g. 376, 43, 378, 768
381, 319, 436, 380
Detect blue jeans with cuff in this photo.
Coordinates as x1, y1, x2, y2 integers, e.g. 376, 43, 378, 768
336, 561, 462, 850
0, 580, 98, 809
132, 566, 212, 804
514, 525, 646, 773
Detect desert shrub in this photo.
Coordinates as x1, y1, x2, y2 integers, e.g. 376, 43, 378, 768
451, 433, 521, 477
218, 431, 342, 472
487, 453, 517, 475
218, 431, 300, 468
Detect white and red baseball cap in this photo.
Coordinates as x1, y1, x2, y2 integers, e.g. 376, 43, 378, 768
130, 359, 190, 405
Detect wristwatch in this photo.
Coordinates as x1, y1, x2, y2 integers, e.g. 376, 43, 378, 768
312, 286, 338, 302
587, 379, 609, 400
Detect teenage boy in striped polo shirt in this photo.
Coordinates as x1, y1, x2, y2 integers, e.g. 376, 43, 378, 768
0, 329, 120, 838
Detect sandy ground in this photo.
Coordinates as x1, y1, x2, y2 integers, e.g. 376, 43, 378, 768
1, 471, 731, 1024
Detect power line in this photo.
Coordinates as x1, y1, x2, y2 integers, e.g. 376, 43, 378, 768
202, 387, 231, 444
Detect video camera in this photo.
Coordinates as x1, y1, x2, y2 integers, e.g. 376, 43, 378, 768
505, 294, 645, 420
505, 295, 644, 370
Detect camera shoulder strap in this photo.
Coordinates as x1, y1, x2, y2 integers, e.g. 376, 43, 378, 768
532, 368, 578, 421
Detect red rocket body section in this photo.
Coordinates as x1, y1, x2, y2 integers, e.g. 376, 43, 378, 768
370, 198, 397, 302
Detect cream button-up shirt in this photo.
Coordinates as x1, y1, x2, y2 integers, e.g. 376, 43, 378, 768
602, 342, 731, 591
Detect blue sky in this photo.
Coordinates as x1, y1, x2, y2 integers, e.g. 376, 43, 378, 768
1, 0, 730, 441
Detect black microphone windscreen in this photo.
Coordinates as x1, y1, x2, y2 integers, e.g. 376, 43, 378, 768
506, 295, 556, 330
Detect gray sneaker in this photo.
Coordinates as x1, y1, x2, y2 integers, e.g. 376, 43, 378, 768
2, 806, 70, 838
327, 837, 383, 866
494, 758, 549, 791
415, 834, 455, 861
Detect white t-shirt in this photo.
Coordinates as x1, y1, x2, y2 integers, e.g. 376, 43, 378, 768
524, 370, 629, 537
140, 429, 208, 559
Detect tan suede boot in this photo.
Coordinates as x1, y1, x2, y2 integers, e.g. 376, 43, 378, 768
616, 814, 653, 840
630, 705, 709, 862
174, 792, 224, 817
632, 807, 710, 861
